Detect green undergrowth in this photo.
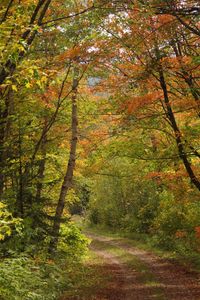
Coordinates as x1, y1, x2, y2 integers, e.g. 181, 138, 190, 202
0, 249, 107, 300
0, 222, 90, 300
59, 250, 109, 300
0, 256, 77, 300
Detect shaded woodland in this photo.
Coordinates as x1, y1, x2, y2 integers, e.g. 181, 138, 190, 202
0, 1, 200, 299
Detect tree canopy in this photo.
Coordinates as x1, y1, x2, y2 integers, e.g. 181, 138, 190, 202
0, 0, 200, 298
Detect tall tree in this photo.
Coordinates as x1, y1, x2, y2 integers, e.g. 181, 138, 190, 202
49, 66, 79, 254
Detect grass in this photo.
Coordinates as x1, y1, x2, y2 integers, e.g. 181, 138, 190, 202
84, 224, 168, 255
59, 249, 109, 299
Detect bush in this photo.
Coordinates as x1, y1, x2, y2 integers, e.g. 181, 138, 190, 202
152, 191, 200, 251
0, 222, 89, 300
58, 222, 89, 261
0, 256, 71, 300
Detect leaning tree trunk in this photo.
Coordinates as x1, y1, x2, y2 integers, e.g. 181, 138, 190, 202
172, 41, 200, 117
48, 69, 79, 255
35, 121, 48, 203
0, 0, 52, 85
158, 66, 200, 191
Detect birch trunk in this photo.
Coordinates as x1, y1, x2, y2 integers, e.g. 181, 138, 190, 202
48, 69, 79, 254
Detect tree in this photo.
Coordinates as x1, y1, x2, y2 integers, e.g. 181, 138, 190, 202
49, 66, 79, 254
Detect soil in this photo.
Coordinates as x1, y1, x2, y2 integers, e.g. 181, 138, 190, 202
61, 233, 200, 300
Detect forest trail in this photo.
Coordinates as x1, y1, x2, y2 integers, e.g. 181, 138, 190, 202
62, 232, 200, 300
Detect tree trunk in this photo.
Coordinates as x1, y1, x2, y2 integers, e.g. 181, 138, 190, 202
0, 0, 52, 195
17, 124, 24, 217
0, 0, 52, 85
35, 156, 46, 203
0, 89, 13, 198
172, 41, 200, 117
48, 69, 79, 255
35, 130, 47, 202
158, 66, 200, 191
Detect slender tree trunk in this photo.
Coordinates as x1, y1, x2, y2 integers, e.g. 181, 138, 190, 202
0, 89, 13, 198
0, 0, 14, 24
0, 114, 7, 197
48, 69, 79, 255
0, 0, 52, 85
184, 75, 200, 114
35, 130, 47, 202
172, 41, 200, 116
158, 66, 200, 191
17, 124, 24, 217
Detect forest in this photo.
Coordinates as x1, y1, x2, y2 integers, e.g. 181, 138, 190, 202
0, 0, 200, 299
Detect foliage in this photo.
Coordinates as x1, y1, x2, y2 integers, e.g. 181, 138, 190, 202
0, 202, 22, 241
0, 222, 88, 300
88, 157, 159, 232
0, 0, 200, 297
57, 222, 89, 261
0, 256, 73, 300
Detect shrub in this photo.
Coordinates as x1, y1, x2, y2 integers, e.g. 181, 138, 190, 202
0, 222, 89, 300
0, 256, 71, 300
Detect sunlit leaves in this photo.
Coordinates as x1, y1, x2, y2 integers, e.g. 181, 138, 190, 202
0, 203, 22, 241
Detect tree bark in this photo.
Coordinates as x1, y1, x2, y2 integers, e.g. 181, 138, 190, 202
171, 41, 200, 117
35, 129, 47, 202
0, 89, 13, 198
48, 68, 79, 255
158, 66, 200, 191
17, 124, 24, 217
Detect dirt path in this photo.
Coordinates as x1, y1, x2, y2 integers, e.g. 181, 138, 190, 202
87, 238, 164, 300
61, 233, 200, 300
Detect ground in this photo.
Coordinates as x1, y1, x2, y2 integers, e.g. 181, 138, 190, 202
60, 232, 200, 300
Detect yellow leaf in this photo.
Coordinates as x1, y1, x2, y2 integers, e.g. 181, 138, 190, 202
25, 82, 31, 88
12, 85, 18, 92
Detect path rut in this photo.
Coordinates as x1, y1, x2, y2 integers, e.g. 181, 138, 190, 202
61, 233, 200, 300
88, 234, 200, 300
